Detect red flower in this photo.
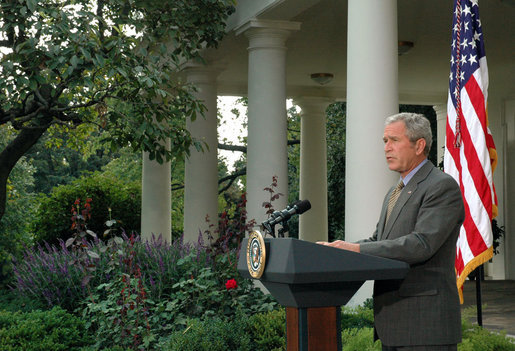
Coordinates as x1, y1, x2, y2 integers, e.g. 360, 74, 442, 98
225, 278, 237, 290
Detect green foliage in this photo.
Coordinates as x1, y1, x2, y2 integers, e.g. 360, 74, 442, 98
0, 0, 236, 228
1, 0, 236, 162
459, 327, 515, 351
0, 127, 35, 287
0, 288, 47, 313
0, 307, 94, 350
168, 317, 252, 351
341, 328, 381, 351
340, 304, 375, 330
81, 247, 277, 349
246, 309, 286, 350
32, 172, 141, 244
459, 307, 515, 351
26, 134, 114, 194
326, 102, 346, 240
168, 309, 286, 351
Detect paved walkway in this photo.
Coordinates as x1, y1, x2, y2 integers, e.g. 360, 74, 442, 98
461, 279, 515, 336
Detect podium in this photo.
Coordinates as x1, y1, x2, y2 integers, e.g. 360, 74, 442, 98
237, 237, 409, 350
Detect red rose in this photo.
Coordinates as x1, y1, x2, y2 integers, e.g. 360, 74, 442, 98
225, 278, 237, 290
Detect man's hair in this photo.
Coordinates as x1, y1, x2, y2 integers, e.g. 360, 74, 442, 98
385, 113, 433, 156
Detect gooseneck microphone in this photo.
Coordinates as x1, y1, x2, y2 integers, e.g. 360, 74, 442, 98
261, 199, 311, 237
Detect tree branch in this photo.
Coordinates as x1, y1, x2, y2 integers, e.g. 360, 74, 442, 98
218, 142, 246, 153
171, 167, 247, 194
218, 139, 300, 154
218, 167, 246, 193
0, 119, 51, 219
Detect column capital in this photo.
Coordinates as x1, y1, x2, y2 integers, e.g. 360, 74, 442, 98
433, 104, 447, 122
183, 63, 224, 85
236, 19, 301, 49
294, 96, 333, 116
236, 19, 301, 35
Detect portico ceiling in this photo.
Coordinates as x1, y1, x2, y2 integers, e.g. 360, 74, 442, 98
205, 0, 515, 105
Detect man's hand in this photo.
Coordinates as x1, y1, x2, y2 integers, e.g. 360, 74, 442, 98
316, 240, 360, 253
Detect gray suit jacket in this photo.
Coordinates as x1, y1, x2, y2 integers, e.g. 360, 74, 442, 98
359, 161, 465, 347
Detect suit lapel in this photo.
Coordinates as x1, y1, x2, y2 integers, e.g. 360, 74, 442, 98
380, 161, 434, 240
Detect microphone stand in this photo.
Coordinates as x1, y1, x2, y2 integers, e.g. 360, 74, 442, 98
262, 216, 290, 238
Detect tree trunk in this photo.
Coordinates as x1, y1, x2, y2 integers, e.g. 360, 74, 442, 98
0, 125, 49, 221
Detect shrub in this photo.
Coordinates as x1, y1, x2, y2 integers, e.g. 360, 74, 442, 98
0, 151, 35, 288
168, 317, 252, 351
168, 309, 285, 351
32, 172, 141, 245
341, 328, 381, 351
246, 309, 286, 350
11, 238, 115, 311
0, 288, 47, 313
340, 304, 374, 330
11, 232, 277, 348
80, 234, 277, 349
459, 307, 515, 351
0, 306, 94, 350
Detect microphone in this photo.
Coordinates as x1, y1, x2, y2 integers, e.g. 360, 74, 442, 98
261, 199, 311, 236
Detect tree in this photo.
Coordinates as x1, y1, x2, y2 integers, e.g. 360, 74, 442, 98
0, 0, 235, 222
0, 126, 35, 285
326, 102, 346, 241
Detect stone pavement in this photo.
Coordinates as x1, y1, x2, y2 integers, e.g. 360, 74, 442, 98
461, 279, 515, 336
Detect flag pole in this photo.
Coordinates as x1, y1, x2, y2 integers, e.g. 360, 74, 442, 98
475, 265, 483, 326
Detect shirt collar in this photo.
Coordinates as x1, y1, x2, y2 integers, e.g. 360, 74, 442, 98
401, 158, 428, 186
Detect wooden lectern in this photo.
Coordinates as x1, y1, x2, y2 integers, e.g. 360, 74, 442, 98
237, 237, 409, 351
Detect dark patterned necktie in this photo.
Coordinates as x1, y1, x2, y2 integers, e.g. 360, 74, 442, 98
386, 181, 404, 223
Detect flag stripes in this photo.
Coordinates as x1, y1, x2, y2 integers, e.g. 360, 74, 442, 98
444, 0, 497, 303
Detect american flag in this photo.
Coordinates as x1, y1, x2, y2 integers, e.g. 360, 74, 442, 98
444, 0, 498, 303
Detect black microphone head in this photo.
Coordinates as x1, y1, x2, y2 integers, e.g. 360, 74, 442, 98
294, 199, 311, 214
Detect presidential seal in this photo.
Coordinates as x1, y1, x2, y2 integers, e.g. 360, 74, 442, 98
246, 230, 266, 279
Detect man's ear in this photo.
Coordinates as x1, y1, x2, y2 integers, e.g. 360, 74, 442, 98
415, 138, 426, 155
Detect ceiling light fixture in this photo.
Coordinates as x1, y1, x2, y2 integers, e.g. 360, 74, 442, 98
398, 41, 414, 56
310, 73, 334, 85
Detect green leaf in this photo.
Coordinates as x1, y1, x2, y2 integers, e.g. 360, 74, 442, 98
70, 55, 79, 68
80, 47, 92, 62
26, 0, 36, 13
87, 250, 100, 259
94, 53, 105, 66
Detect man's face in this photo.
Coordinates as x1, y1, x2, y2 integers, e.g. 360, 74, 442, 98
383, 121, 425, 177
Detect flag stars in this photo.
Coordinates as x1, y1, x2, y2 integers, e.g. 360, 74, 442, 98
460, 71, 465, 81
464, 21, 470, 32
462, 5, 472, 17
452, 39, 456, 49
468, 54, 477, 65
470, 40, 477, 50
461, 38, 469, 49
449, 71, 453, 81
460, 55, 467, 65
474, 31, 482, 41
453, 23, 460, 33
470, 0, 479, 7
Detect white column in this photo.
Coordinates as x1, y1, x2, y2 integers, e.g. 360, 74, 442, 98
433, 104, 447, 165
346, 0, 398, 305
504, 100, 515, 279
295, 97, 332, 242
183, 66, 220, 243
237, 20, 300, 229
141, 145, 172, 242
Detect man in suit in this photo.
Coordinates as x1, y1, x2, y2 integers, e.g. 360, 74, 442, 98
319, 113, 465, 351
